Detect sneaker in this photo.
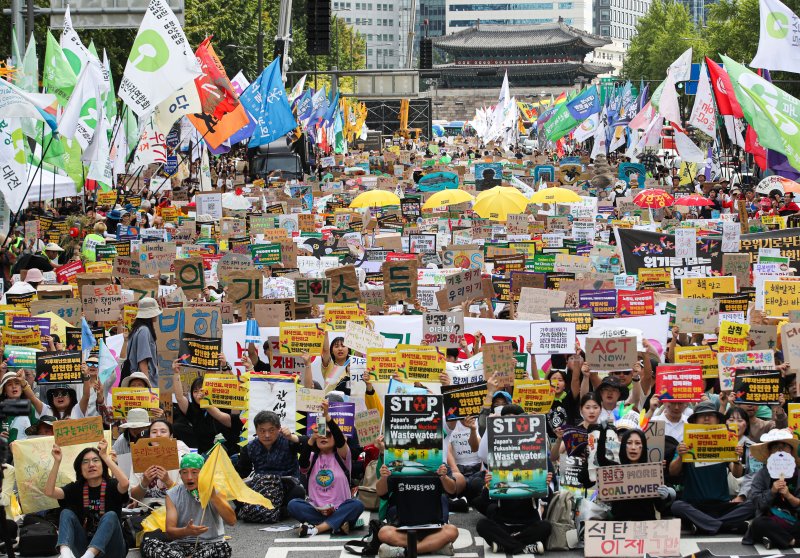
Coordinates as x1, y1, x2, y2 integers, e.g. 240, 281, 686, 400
338, 522, 350, 536
378, 544, 407, 558
490, 541, 500, 553
448, 497, 469, 513
523, 542, 545, 555
437, 542, 455, 556
762, 537, 772, 550
297, 523, 317, 538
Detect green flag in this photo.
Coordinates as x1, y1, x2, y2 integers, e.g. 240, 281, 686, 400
11, 27, 21, 68
722, 55, 800, 170
60, 137, 86, 191
43, 31, 77, 107
20, 34, 39, 94
543, 104, 579, 142
103, 51, 117, 123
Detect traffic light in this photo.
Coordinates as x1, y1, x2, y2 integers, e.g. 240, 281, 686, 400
307, 0, 331, 56
420, 38, 432, 70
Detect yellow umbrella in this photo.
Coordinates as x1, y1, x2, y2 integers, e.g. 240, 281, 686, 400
422, 189, 475, 210
528, 186, 582, 204
349, 190, 401, 208
472, 186, 529, 221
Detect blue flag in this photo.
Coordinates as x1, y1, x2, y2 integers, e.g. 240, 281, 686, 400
239, 57, 297, 148
81, 317, 96, 358
566, 86, 600, 120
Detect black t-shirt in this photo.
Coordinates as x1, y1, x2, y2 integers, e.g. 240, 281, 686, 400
59, 478, 127, 529
546, 394, 578, 438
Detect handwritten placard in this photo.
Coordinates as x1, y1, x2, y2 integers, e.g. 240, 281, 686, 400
131, 437, 179, 473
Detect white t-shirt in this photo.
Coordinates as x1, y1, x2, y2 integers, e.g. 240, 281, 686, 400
445, 422, 481, 467
651, 413, 689, 442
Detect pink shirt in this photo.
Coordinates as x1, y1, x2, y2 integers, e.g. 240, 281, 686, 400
306, 448, 352, 508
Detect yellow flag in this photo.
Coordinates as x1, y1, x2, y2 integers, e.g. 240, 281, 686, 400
198, 444, 274, 509
141, 505, 166, 533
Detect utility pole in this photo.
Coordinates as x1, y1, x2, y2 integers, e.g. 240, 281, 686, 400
405, 0, 416, 69
257, 0, 264, 73
25, 0, 34, 42
275, 0, 293, 79
10, 0, 24, 60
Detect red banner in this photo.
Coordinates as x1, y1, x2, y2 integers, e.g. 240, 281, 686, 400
656, 365, 704, 402
616, 289, 655, 317
55, 260, 85, 284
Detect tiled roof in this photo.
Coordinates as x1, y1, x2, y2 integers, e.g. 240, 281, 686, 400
431, 21, 611, 52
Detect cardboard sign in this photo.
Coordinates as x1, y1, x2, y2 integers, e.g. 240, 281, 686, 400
383, 260, 419, 304
750, 324, 778, 351
597, 462, 664, 502
782, 322, 800, 372
80, 284, 123, 322
422, 311, 464, 348
354, 408, 382, 446
584, 519, 681, 557
140, 242, 176, 275
675, 298, 720, 334
488, 414, 548, 499
517, 287, 568, 320
482, 341, 517, 383
295, 278, 331, 306
398, 347, 445, 382
343, 321, 384, 356
514, 379, 555, 414
435, 268, 486, 310
226, 270, 263, 312
131, 437, 179, 473
253, 299, 294, 327
199, 372, 247, 410
367, 348, 398, 382
30, 298, 82, 327
722, 253, 751, 288
279, 322, 325, 355
111, 387, 160, 419
585, 336, 637, 371
529, 322, 575, 354
120, 277, 158, 302
718, 350, 776, 391
178, 334, 221, 370
325, 265, 361, 304
441, 381, 487, 420
384, 394, 444, 475
296, 387, 325, 413
174, 257, 205, 299
734, 370, 782, 405
683, 423, 739, 462
655, 365, 704, 402
674, 345, 718, 379
35, 351, 82, 383
53, 416, 104, 447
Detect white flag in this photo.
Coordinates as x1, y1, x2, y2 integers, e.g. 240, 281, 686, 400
498, 71, 510, 104
689, 63, 716, 138
61, 6, 95, 75
752, 0, 800, 73
110, 116, 129, 182
657, 72, 682, 125
87, 115, 113, 187
131, 117, 166, 170
58, 60, 104, 149
573, 113, 599, 143
590, 111, 607, 159
675, 128, 707, 163
669, 48, 693, 82
153, 82, 202, 134
0, 118, 30, 213
199, 146, 212, 191
118, 0, 202, 118
723, 115, 746, 148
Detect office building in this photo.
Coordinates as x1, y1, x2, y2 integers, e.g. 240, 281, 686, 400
444, 0, 594, 35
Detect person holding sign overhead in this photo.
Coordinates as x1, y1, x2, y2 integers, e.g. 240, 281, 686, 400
45, 439, 130, 558
747, 430, 800, 549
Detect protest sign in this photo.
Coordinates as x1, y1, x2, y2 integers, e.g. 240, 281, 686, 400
55, 260, 84, 284
529, 322, 575, 354
717, 321, 750, 353
322, 302, 368, 331
295, 278, 331, 305
111, 387, 160, 419
683, 423, 739, 462
343, 321, 384, 356
436, 268, 486, 310
80, 284, 123, 322
674, 345, 718, 378
4, 345, 38, 369
722, 253, 752, 288
398, 347, 445, 382
4, 292, 35, 310
441, 381, 487, 420
585, 336, 637, 371
30, 298, 82, 327
597, 462, 664, 502
308, 401, 356, 437
718, 350, 776, 391
681, 276, 737, 298
253, 299, 294, 327
637, 268, 672, 289
733, 370, 782, 406
178, 334, 221, 371
355, 409, 382, 446
579, 289, 617, 318
384, 394, 444, 475
140, 243, 176, 275
422, 311, 464, 348
199, 373, 248, 410
782, 322, 800, 372
174, 257, 205, 299
35, 351, 82, 383
655, 365, 704, 402
367, 348, 398, 382
518, 288, 567, 319
248, 374, 297, 434
764, 280, 800, 317
383, 260, 419, 304
488, 414, 548, 498
325, 265, 361, 304
675, 298, 720, 334
2, 326, 40, 348
131, 438, 180, 473
279, 322, 325, 355
616, 290, 655, 316
514, 379, 555, 414
296, 387, 325, 413
53, 416, 104, 447
750, 324, 778, 351
550, 308, 593, 334
482, 341, 517, 383
120, 277, 158, 302
584, 519, 681, 557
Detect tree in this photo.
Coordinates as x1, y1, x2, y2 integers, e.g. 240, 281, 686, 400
622, 0, 706, 82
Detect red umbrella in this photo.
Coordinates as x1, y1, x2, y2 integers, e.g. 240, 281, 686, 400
674, 194, 714, 207
633, 188, 674, 209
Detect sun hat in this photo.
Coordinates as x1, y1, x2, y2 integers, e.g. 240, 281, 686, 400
120, 371, 153, 389
24, 268, 44, 283
119, 408, 152, 430
136, 297, 162, 319
687, 400, 725, 424
750, 429, 800, 463
25, 415, 58, 436
615, 411, 641, 431
46, 385, 77, 409
44, 242, 64, 252
0, 372, 21, 392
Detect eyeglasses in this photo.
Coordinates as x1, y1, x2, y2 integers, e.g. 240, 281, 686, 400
86, 362, 99, 368
52, 390, 70, 397
81, 457, 101, 465
610, 371, 632, 376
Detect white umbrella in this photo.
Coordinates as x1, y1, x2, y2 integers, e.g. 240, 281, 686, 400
221, 192, 252, 210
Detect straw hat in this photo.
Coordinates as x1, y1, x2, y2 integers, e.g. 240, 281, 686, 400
750, 429, 800, 463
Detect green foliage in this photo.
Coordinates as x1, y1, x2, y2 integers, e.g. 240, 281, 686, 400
622, 0, 706, 81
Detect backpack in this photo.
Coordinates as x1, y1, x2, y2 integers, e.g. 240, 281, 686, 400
357, 460, 380, 511
543, 490, 577, 551
18, 515, 55, 557
344, 519, 384, 556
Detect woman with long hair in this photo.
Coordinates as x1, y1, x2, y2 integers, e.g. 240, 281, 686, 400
321, 333, 351, 394
45, 439, 129, 558
130, 419, 191, 503
172, 362, 234, 454
126, 298, 161, 386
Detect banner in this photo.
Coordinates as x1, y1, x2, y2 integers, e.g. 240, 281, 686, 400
248, 374, 296, 435
199, 372, 247, 409
584, 520, 681, 557
384, 394, 443, 476
683, 423, 739, 462
488, 414, 548, 498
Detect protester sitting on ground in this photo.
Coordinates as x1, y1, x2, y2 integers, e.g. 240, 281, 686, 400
130, 419, 191, 503
235, 410, 307, 522
289, 400, 365, 537
140, 454, 236, 558
46, 439, 130, 558
113, 408, 151, 456
726, 406, 760, 503
172, 363, 236, 454
670, 401, 753, 534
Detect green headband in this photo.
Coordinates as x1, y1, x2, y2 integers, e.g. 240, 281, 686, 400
180, 453, 205, 470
